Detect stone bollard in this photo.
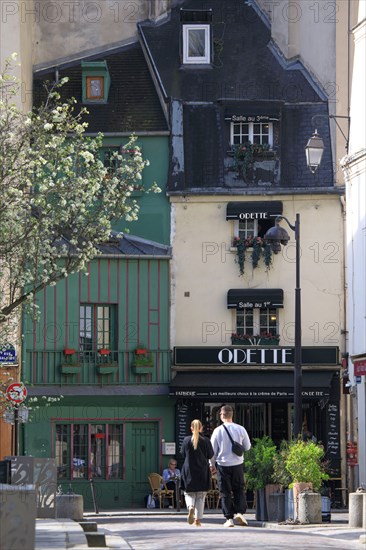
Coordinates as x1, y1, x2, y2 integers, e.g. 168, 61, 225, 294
56, 494, 84, 521
0, 483, 37, 550
268, 493, 285, 523
349, 489, 366, 528
362, 493, 366, 530
298, 491, 322, 524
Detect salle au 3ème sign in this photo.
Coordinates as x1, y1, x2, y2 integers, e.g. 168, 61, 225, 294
173, 346, 339, 367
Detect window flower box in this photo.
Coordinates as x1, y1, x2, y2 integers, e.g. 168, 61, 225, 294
231, 333, 280, 346
96, 362, 118, 374
60, 364, 81, 374
132, 353, 154, 374
61, 349, 80, 373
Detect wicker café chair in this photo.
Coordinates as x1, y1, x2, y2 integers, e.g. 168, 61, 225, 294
148, 473, 175, 509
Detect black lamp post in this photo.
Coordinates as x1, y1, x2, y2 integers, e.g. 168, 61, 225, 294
264, 214, 302, 438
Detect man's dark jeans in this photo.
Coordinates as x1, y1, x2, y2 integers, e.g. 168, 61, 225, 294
216, 463, 247, 519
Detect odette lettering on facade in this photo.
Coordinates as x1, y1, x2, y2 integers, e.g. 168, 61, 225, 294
218, 347, 293, 365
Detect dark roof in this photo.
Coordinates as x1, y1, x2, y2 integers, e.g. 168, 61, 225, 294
96, 232, 171, 256
139, 0, 334, 192
33, 43, 168, 134
139, 0, 323, 104
58, 231, 171, 257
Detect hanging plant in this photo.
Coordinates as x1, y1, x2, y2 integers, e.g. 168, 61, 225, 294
232, 142, 272, 179
233, 236, 272, 275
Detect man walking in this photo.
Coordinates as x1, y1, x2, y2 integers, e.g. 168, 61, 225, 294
210, 405, 251, 527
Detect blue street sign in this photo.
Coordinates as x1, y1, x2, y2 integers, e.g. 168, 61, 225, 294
0, 343, 16, 363
355, 376, 362, 384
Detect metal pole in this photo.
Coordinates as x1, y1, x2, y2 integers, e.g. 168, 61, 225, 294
294, 213, 302, 438
14, 407, 19, 456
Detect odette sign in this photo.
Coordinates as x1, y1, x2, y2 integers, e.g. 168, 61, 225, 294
218, 347, 292, 365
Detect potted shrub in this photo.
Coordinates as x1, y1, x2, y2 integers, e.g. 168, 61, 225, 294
272, 440, 293, 520
244, 436, 278, 521
285, 439, 329, 520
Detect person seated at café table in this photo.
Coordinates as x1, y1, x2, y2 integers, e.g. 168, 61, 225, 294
162, 459, 181, 506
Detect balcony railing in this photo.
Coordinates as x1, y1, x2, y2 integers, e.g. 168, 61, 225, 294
25, 349, 172, 385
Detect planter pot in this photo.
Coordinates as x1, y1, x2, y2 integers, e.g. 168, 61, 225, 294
255, 488, 268, 521
321, 496, 331, 523
135, 348, 147, 355
98, 349, 111, 355
133, 365, 153, 374
96, 363, 118, 374
268, 492, 285, 523
60, 364, 81, 374
265, 483, 281, 512
285, 488, 294, 520
231, 338, 253, 346
231, 338, 279, 346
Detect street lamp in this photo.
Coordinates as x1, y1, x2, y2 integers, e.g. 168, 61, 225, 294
305, 130, 325, 174
264, 214, 302, 438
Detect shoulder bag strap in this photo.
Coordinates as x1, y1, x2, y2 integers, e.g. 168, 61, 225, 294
222, 424, 235, 444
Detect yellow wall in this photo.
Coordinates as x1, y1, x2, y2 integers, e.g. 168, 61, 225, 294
170, 195, 345, 350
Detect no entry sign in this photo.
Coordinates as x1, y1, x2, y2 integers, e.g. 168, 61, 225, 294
5, 383, 27, 404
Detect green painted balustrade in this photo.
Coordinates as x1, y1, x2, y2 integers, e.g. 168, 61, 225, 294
25, 349, 172, 385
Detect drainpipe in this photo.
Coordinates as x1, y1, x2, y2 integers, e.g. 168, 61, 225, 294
340, 194, 352, 496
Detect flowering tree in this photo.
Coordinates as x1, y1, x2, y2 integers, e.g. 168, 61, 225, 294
0, 57, 153, 332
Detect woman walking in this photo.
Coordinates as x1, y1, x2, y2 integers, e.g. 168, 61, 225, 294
180, 419, 214, 526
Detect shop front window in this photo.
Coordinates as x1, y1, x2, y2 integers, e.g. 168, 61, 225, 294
55, 423, 123, 480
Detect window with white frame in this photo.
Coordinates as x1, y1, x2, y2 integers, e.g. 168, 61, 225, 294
235, 218, 274, 240
236, 308, 278, 337
231, 121, 273, 147
183, 24, 210, 64
55, 423, 123, 480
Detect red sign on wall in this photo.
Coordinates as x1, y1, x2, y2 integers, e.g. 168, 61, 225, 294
354, 359, 366, 376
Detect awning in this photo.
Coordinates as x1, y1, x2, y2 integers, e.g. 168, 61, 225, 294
170, 371, 336, 401
227, 289, 284, 309
226, 201, 283, 220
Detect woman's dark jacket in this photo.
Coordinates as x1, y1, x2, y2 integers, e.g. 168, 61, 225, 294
180, 435, 214, 492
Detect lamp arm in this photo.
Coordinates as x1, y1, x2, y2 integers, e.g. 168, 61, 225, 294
275, 215, 295, 233
310, 114, 350, 152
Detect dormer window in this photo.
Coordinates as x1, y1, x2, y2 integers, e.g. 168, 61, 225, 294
181, 9, 212, 65
231, 121, 273, 147
82, 61, 110, 103
86, 76, 104, 100
183, 24, 210, 64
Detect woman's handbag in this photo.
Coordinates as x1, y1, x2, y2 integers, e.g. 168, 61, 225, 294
223, 425, 245, 456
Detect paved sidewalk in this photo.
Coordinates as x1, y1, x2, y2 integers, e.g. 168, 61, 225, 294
35, 510, 366, 550
35, 519, 88, 549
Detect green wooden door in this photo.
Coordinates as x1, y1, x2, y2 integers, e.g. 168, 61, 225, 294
129, 422, 159, 506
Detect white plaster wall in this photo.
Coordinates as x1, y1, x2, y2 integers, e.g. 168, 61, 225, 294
344, 7, 366, 485
170, 195, 344, 350
259, 0, 336, 86
0, 0, 33, 110
31, 0, 169, 66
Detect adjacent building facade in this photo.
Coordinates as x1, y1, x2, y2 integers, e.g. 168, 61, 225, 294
139, 0, 346, 494
341, 0, 366, 488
